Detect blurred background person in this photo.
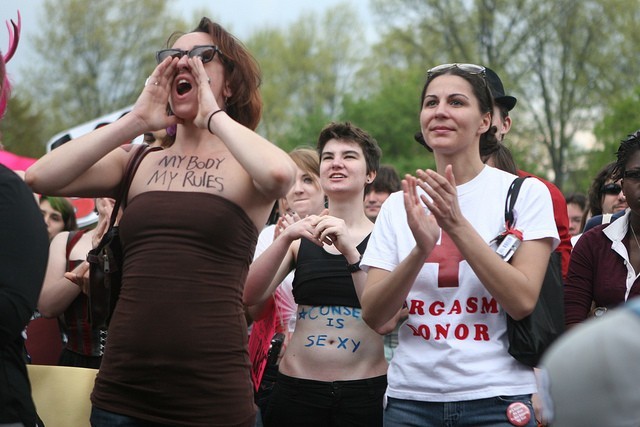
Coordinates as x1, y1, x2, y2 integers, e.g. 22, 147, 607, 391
363, 165, 403, 361
540, 297, 640, 426
482, 142, 518, 175
483, 66, 571, 280
565, 192, 587, 237
143, 127, 174, 149
25, 194, 79, 366
247, 147, 325, 425
39, 195, 77, 241
363, 163, 401, 222
37, 198, 115, 369
581, 161, 629, 235
587, 161, 628, 218
565, 130, 640, 328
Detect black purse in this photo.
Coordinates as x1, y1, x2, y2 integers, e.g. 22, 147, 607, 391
86, 144, 160, 329
504, 177, 565, 367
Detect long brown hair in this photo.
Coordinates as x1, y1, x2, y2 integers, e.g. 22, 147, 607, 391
193, 18, 262, 130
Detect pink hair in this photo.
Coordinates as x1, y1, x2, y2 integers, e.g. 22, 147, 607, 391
0, 11, 21, 119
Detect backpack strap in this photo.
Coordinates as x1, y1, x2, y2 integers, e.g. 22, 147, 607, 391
505, 176, 529, 227
106, 144, 162, 232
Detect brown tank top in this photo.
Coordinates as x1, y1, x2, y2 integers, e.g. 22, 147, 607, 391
91, 191, 258, 427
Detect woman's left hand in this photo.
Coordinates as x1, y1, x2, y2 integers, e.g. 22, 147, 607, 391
312, 214, 358, 259
416, 165, 463, 232
188, 56, 222, 131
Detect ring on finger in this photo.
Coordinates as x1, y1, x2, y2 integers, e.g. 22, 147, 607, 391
144, 77, 159, 87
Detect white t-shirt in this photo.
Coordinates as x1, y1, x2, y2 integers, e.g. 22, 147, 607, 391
254, 224, 297, 332
361, 166, 559, 402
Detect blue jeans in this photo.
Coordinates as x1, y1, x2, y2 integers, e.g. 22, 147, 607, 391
90, 407, 175, 427
383, 395, 536, 427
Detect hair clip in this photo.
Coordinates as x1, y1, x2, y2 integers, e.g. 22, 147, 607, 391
3, 10, 21, 64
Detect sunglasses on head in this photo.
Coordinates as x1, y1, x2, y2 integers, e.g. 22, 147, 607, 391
427, 63, 486, 79
156, 45, 225, 65
600, 183, 622, 195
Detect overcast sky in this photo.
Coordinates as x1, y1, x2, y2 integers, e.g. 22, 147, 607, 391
0, 0, 373, 84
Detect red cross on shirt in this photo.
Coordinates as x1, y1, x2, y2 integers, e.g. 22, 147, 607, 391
425, 231, 464, 288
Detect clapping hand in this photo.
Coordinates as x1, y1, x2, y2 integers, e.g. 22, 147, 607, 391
402, 174, 440, 254
311, 211, 357, 257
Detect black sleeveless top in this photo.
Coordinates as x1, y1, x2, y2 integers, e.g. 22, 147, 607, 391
292, 235, 370, 308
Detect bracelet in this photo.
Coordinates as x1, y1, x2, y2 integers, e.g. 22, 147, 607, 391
207, 109, 224, 134
346, 254, 362, 273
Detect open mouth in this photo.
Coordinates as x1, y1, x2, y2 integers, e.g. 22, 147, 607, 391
176, 79, 192, 95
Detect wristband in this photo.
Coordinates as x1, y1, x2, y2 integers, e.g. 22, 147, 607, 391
207, 109, 224, 134
346, 255, 362, 273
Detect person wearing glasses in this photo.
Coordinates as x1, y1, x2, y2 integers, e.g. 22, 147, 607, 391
565, 131, 640, 327
360, 64, 558, 426
26, 17, 295, 427
588, 162, 628, 218
580, 161, 629, 234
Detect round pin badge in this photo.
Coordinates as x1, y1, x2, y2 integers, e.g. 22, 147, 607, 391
506, 402, 531, 426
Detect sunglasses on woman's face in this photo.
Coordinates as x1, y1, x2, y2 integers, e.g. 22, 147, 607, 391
600, 183, 622, 195
155, 45, 223, 65
623, 169, 640, 181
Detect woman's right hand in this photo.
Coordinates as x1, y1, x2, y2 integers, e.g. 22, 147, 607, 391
130, 56, 182, 132
64, 262, 91, 295
92, 214, 110, 249
403, 174, 439, 254
279, 211, 325, 245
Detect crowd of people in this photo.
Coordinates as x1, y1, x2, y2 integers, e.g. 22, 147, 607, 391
1, 11, 639, 427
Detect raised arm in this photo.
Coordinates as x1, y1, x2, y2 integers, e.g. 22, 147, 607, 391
243, 213, 323, 306
26, 57, 181, 197
189, 57, 295, 200
37, 232, 82, 318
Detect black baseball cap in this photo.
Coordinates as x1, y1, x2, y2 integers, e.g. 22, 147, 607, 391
485, 67, 517, 111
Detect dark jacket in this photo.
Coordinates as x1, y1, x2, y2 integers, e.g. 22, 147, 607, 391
0, 164, 49, 425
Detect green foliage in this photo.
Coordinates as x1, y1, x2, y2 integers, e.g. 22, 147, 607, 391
589, 86, 640, 178
247, 4, 366, 148
19, 0, 184, 136
0, 95, 48, 158
5, 0, 639, 186
341, 67, 432, 176
366, 0, 640, 190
